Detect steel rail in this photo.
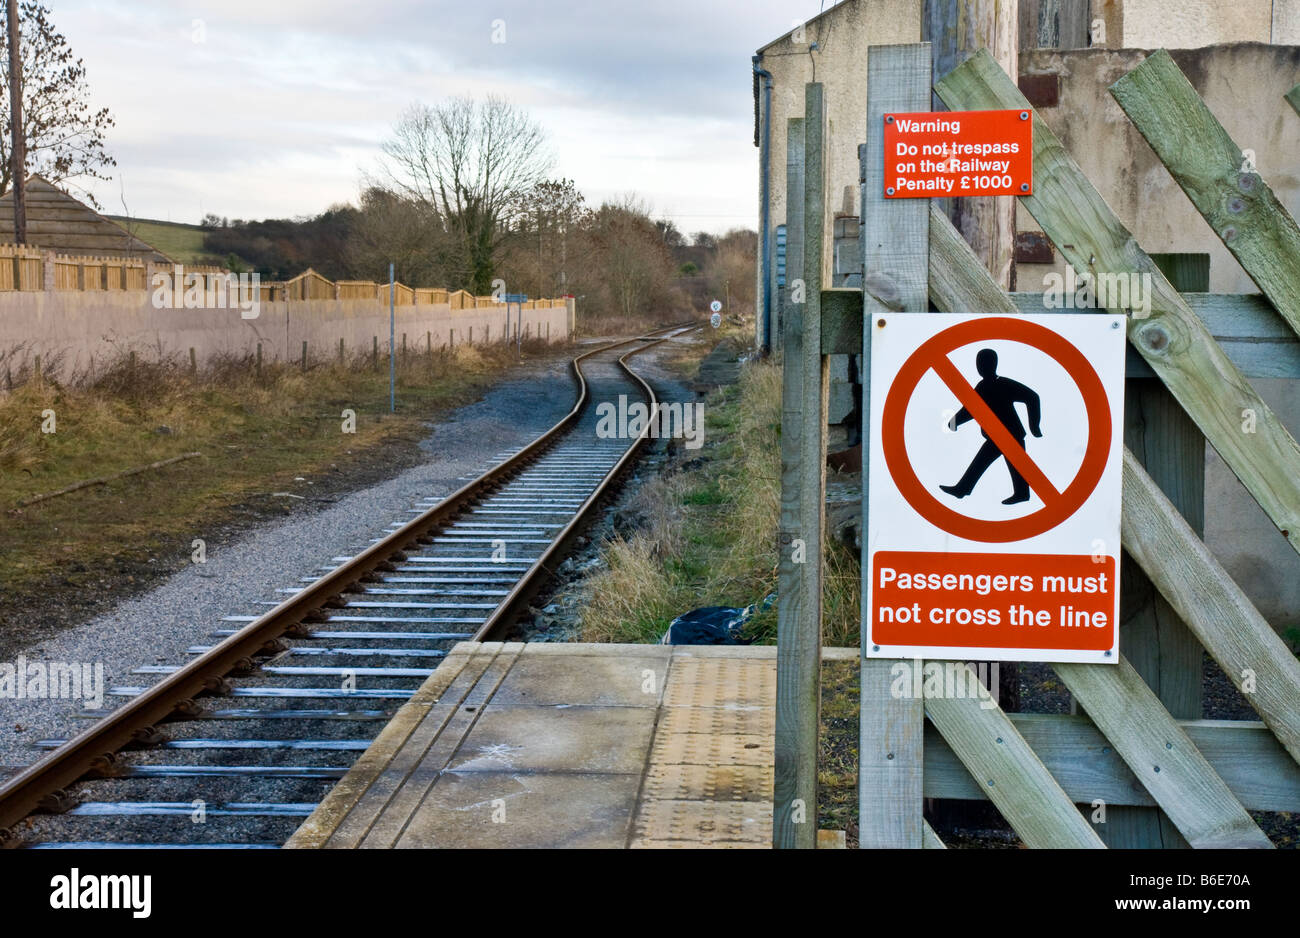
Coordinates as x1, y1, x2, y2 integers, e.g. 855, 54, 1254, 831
473, 325, 693, 640
0, 322, 696, 836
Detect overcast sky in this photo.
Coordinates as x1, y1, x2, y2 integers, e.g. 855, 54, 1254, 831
51, 0, 832, 234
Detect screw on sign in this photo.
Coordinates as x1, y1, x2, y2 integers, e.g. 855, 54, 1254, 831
865, 314, 1126, 664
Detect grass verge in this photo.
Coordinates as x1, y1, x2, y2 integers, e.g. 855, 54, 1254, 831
576, 357, 860, 647
0, 339, 562, 652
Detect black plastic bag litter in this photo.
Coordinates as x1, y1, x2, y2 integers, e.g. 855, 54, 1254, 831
659, 593, 775, 645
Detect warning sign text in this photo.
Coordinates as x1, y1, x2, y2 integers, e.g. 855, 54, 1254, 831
872, 551, 1115, 651
883, 109, 1033, 199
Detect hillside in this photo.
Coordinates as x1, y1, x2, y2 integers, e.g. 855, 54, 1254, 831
104, 216, 223, 266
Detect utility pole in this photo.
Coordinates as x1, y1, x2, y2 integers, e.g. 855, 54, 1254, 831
7, 0, 25, 244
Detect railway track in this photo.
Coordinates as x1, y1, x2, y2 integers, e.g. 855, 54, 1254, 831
0, 324, 697, 848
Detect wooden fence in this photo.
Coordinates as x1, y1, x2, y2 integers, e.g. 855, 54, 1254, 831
0, 245, 44, 291
0, 250, 569, 310
254, 268, 565, 308
775, 43, 1300, 849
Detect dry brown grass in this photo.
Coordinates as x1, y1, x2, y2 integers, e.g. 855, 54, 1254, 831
0, 337, 560, 601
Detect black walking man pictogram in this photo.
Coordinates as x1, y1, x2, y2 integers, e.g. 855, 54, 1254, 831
939, 348, 1042, 505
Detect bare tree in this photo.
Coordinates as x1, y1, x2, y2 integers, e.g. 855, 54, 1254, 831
507, 178, 588, 297
709, 228, 758, 314
0, 1, 114, 206
586, 198, 675, 318
346, 186, 449, 286
378, 96, 552, 294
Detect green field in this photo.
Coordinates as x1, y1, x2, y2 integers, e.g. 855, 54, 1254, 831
104, 215, 220, 265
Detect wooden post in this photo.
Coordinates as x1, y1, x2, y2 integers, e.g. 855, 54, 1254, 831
339, 337, 345, 364
924, 0, 1017, 286
301, 340, 308, 371
256, 343, 262, 376
858, 42, 932, 850
372, 335, 378, 370
189, 347, 197, 374
1100, 253, 1208, 849
774, 82, 827, 850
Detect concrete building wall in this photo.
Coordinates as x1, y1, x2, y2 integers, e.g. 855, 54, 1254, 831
0, 293, 572, 380
754, 7, 1300, 627
757, 5, 1300, 322
1121, 0, 1300, 47
1015, 44, 1300, 295
755, 0, 925, 338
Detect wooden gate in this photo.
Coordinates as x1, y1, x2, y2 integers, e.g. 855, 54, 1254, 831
774, 42, 1300, 849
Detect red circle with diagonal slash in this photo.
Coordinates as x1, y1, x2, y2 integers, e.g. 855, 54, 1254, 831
882, 317, 1111, 543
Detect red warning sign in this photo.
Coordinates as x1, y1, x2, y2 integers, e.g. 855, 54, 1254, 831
866, 314, 1125, 665
882, 109, 1033, 199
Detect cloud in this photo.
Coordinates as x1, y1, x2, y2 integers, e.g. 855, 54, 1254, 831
52, 0, 826, 231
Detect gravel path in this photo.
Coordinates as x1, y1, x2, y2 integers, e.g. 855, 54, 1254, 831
0, 347, 590, 771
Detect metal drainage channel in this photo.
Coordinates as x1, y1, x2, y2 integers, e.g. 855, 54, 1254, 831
0, 323, 698, 848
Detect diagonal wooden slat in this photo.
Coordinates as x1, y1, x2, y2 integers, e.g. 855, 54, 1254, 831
922, 820, 946, 849
1286, 83, 1300, 118
1120, 449, 1300, 764
1110, 50, 1300, 335
1055, 657, 1273, 848
923, 715, 1300, 811
929, 202, 1300, 767
923, 666, 1105, 849
935, 49, 1300, 565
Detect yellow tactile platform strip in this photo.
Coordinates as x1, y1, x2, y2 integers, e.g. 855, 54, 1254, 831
629, 649, 778, 847
287, 643, 856, 849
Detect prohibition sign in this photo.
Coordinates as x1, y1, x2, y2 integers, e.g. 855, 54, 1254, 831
880, 317, 1111, 543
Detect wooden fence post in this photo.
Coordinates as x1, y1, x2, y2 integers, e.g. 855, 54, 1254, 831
774, 82, 827, 850
858, 42, 931, 850
924, 1, 1016, 286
